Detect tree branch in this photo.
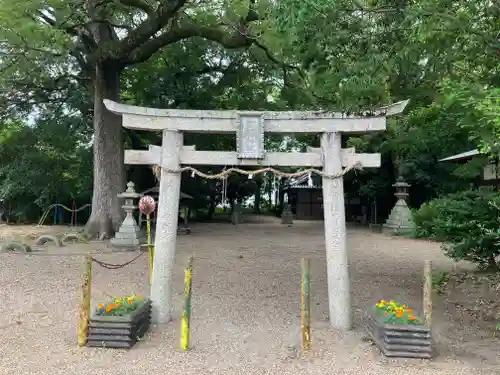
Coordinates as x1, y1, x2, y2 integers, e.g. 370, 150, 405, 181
31, 9, 98, 56
118, 0, 155, 16
97, 0, 188, 62
252, 39, 305, 79
123, 20, 254, 65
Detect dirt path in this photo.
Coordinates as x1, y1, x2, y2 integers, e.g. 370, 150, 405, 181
0, 219, 497, 374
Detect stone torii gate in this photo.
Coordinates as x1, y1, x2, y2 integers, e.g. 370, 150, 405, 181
104, 99, 409, 331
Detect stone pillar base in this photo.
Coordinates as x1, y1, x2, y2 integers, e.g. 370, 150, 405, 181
383, 200, 414, 235
281, 205, 293, 225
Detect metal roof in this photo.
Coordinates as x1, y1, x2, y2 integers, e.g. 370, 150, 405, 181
285, 184, 322, 189
439, 149, 481, 162
141, 185, 193, 200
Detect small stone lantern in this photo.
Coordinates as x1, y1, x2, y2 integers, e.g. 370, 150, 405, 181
110, 181, 143, 248
383, 177, 413, 234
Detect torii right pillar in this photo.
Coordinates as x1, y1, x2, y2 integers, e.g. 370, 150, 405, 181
321, 132, 351, 330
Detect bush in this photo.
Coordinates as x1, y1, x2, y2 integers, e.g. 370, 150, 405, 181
413, 187, 500, 269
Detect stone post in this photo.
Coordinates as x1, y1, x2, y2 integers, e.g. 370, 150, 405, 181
110, 182, 142, 248
281, 193, 293, 225
321, 132, 351, 331
383, 177, 414, 234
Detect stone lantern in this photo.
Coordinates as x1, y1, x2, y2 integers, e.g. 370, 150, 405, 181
383, 177, 413, 234
110, 181, 143, 248
394, 177, 410, 201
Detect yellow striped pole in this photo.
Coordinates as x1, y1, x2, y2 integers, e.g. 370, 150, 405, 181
180, 256, 194, 351
301, 258, 311, 352
77, 254, 92, 346
146, 214, 154, 285
423, 260, 432, 327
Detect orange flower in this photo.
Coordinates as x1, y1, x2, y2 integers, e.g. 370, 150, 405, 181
138, 295, 142, 301
406, 308, 413, 313
395, 312, 403, 319
408, 315, 416, 321
115, 301, 121, 307
97, 303, 103, 309
128, 299, 132, 305
106, 305, 113, 312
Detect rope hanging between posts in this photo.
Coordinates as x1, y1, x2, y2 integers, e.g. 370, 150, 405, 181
90, 251, 144, 270
152, 162, 362, 181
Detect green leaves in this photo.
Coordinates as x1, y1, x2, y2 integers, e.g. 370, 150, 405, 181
413, 188, 500, 269
0, 113, 92, 221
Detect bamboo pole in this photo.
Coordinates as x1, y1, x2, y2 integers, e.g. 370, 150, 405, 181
423, 260, 432, 327
146, 214, 154, 285
180, 256, 194, 351
301, 258, 311, 352
77, 254, 92, 347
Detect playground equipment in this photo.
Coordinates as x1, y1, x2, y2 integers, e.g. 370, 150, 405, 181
38, 202, 91, 227
34, 234, 62, 247
0, 241, 32, 253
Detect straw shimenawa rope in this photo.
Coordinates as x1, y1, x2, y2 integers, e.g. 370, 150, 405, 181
151, 163, 362, 181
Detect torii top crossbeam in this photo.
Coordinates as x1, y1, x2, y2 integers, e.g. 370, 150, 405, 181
104, 99, 409, 134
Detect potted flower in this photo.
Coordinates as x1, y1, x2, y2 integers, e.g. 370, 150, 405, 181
367, 299, 432, 359
87, 295, 151, 349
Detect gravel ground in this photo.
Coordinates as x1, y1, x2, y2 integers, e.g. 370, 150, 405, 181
0, 218, 497, 375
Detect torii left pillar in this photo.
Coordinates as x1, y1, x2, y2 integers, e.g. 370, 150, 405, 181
150, 130, 183, 323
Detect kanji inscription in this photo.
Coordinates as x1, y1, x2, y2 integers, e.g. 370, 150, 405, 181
236, 114, 264, 159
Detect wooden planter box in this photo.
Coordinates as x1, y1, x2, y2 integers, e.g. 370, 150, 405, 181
367, 313, 432, 359
87, 299, 151, 349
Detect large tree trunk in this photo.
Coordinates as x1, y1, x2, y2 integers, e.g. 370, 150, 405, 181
85, 62, 124, 237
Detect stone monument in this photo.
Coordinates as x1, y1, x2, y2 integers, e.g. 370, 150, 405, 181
383, 177, 414, 234
110, 181, 143, 248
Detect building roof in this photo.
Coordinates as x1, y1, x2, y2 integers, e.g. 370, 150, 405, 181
141, 185, 193, 200
284, 173, 322, 190
439, 149, 481, 162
